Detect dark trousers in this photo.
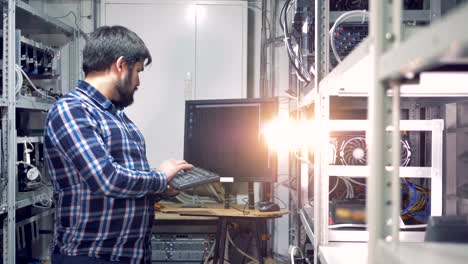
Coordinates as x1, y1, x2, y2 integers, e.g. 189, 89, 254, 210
51, 253, 128, 264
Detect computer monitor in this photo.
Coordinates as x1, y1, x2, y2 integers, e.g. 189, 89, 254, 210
184, 98, 278, 183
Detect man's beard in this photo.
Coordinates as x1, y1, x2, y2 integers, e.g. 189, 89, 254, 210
112, 73, 135, 108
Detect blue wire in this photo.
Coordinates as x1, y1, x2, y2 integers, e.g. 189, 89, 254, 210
414, 188, 430, 218
401, 179, 418, 214
401, 180, 430, 218
411, 192, 430, 218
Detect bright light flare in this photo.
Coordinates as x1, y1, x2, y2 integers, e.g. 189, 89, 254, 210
262, 117, 315, 152
185, 5, 206, 24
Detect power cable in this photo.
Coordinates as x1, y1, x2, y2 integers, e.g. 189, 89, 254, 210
51, 10, 86, 35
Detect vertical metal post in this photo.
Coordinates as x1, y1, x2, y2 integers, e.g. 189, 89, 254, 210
315, 1, 329, 86
431, 120, 444, 216
444, 104, 457, 215
76, 1, 82, 81
3, 1, 17, 263
69, 30, 79, 89
259, 0, 267, 97
368, 0, 402, 262
94, 0, 101, 29
76, 29, 80, 82
390, 82, 401, 243
269, 0, 276, 97
299, 112, 309, 208
313, 0, 329, 263
390, 0, 403, 247
367, 0, 385, 255
392, 0, 402, 44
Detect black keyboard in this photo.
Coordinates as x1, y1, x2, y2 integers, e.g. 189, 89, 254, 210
169, 167, 220, 190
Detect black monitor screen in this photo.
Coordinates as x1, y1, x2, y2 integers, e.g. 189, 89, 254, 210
184, 98, 278, 182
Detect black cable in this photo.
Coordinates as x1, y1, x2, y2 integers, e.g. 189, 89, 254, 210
289, 34, 312, 79
281, 0, 312, 83
51, 11, 84, 34
272, 196, 288, 209
224, 198, 250, 216
286, 51, 310, 83
286, 42, 310, 82
51, 10, 75, 19
279, 0, 288, 32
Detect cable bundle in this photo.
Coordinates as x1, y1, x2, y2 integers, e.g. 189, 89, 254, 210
401, 178, 430, 219
280, 0, 315, 84
15, 64, 56, 100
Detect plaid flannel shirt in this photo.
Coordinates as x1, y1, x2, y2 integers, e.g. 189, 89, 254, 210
45, 80, 166, 263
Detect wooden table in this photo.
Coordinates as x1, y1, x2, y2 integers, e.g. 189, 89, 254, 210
158, 203, 288, 264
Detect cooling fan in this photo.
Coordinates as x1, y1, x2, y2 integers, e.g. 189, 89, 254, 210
339, 136, 412, 166
400, 138, 412, 166
339, 136, 367, 165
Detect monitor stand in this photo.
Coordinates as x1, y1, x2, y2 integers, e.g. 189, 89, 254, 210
220, 177, 235, 209
224, 182, 230, 209
248, 181, 255, 210
222, 181, 255, 210
221, 180, 255, 210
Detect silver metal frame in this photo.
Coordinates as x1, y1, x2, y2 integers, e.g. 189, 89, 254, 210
304, 119, 443, 245
380, 3, 468, 80
297, 1, 467, 263
330, 10, 433, 23
312, 1, 330, 263
3, 2, 17, 263
328, 230, 425, 243
15, 0, 76, 36
1, 1, 81, 263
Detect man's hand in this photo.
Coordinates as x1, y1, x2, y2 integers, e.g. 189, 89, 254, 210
158, 159, 193, 181
158, 185, 180, 200
153, 185, 179, 201
164, 185, 179, 195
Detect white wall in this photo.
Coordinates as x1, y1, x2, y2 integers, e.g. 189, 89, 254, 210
247, 0, 262, 98
28, 0, 264, 97
30, 0, 292, 259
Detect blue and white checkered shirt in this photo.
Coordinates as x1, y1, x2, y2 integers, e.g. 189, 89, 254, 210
45, 80, 167, 264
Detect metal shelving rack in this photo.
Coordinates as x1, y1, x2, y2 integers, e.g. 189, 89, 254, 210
1, 1, 80, 263
366, 1, 468, 263
325, 119, 443, 243
297, 0, 468, 263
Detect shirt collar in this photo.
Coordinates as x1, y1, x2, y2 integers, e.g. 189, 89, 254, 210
76, 80, 118, 112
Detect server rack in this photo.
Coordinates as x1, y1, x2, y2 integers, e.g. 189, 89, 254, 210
0, 1, 80, 263
295, 0, 468, 263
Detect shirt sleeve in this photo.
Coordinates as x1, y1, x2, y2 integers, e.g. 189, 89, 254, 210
46, 100, 167, 198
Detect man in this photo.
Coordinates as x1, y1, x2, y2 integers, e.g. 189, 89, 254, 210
45, 25, 192, 264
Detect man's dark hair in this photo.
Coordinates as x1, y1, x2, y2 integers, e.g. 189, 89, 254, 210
82, 25, 152, 76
